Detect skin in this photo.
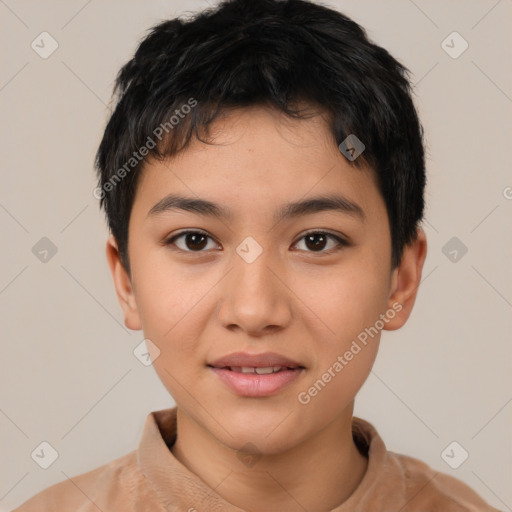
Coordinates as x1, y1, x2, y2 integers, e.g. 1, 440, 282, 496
106, 104, 427, 512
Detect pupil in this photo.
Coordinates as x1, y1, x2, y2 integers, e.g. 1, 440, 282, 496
186, 233, 207, 250
306, 233, 326, 251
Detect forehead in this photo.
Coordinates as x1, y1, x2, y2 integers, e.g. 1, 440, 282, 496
132, 105, 383, 222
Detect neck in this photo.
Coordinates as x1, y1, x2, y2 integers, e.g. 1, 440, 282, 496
171, 405, 368, 511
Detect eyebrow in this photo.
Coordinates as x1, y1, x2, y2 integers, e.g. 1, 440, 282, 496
147, 193, 365, 222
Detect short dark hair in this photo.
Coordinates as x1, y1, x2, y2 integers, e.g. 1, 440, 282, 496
95, 0, 425, 273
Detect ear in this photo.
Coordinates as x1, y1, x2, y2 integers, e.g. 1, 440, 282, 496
383, 227, 427, 331
105, 235, 142, 331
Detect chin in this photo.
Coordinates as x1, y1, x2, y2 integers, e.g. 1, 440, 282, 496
211, 405, 304, 453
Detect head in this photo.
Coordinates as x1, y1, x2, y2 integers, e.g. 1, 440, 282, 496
98, 0, 427, 454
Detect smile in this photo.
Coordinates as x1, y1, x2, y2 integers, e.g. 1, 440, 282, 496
223, 366, 298, 374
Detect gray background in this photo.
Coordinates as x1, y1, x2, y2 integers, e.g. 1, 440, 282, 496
1, 0, 511, 510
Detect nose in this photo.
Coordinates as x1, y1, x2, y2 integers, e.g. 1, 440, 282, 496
217, 246, 292, 337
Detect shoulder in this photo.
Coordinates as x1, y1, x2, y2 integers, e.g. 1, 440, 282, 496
351, 417, 500, 511
389, 451, 501, 512
11, 450, 155, 512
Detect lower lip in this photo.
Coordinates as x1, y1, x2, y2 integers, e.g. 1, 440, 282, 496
209, 367, 304, 397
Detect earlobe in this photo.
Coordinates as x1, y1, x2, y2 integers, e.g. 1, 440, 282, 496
105, 235, 142, 331
384, 228, 427, 331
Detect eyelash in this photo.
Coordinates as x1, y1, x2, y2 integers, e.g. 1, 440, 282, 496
163, 229, 348, 255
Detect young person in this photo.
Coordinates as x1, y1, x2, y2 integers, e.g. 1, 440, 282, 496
14, 0, 500, 510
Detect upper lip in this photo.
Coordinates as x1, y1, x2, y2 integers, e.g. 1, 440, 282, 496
208, 351, 304, 369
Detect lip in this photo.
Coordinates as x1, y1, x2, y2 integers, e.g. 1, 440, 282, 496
207, 351, 305, 397
208, 351, 303, 369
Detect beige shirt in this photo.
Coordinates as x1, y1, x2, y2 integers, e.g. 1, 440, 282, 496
13, 407, 500, 511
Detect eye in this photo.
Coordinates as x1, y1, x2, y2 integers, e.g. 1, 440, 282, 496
292, 231, 347, 253
164, 229, 348, 254
164, 230, 219, 252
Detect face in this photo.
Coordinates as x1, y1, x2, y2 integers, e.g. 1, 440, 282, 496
107, 105, 425, 454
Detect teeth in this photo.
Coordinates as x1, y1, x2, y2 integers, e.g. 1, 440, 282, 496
231, 366, 286, 374
255, 367, 274, 375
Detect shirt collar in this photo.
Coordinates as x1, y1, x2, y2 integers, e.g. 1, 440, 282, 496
137, 407, 387, 511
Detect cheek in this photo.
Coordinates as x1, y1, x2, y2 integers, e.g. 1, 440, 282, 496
296, 266, 387, 416
133, 255, 214, 340
130, 256, 218, 394
135, 262, 208, 401
300, 259, 390, 348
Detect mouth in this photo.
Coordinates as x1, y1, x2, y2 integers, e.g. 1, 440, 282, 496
209, 365, 303, 374
207, 353, 306, 397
